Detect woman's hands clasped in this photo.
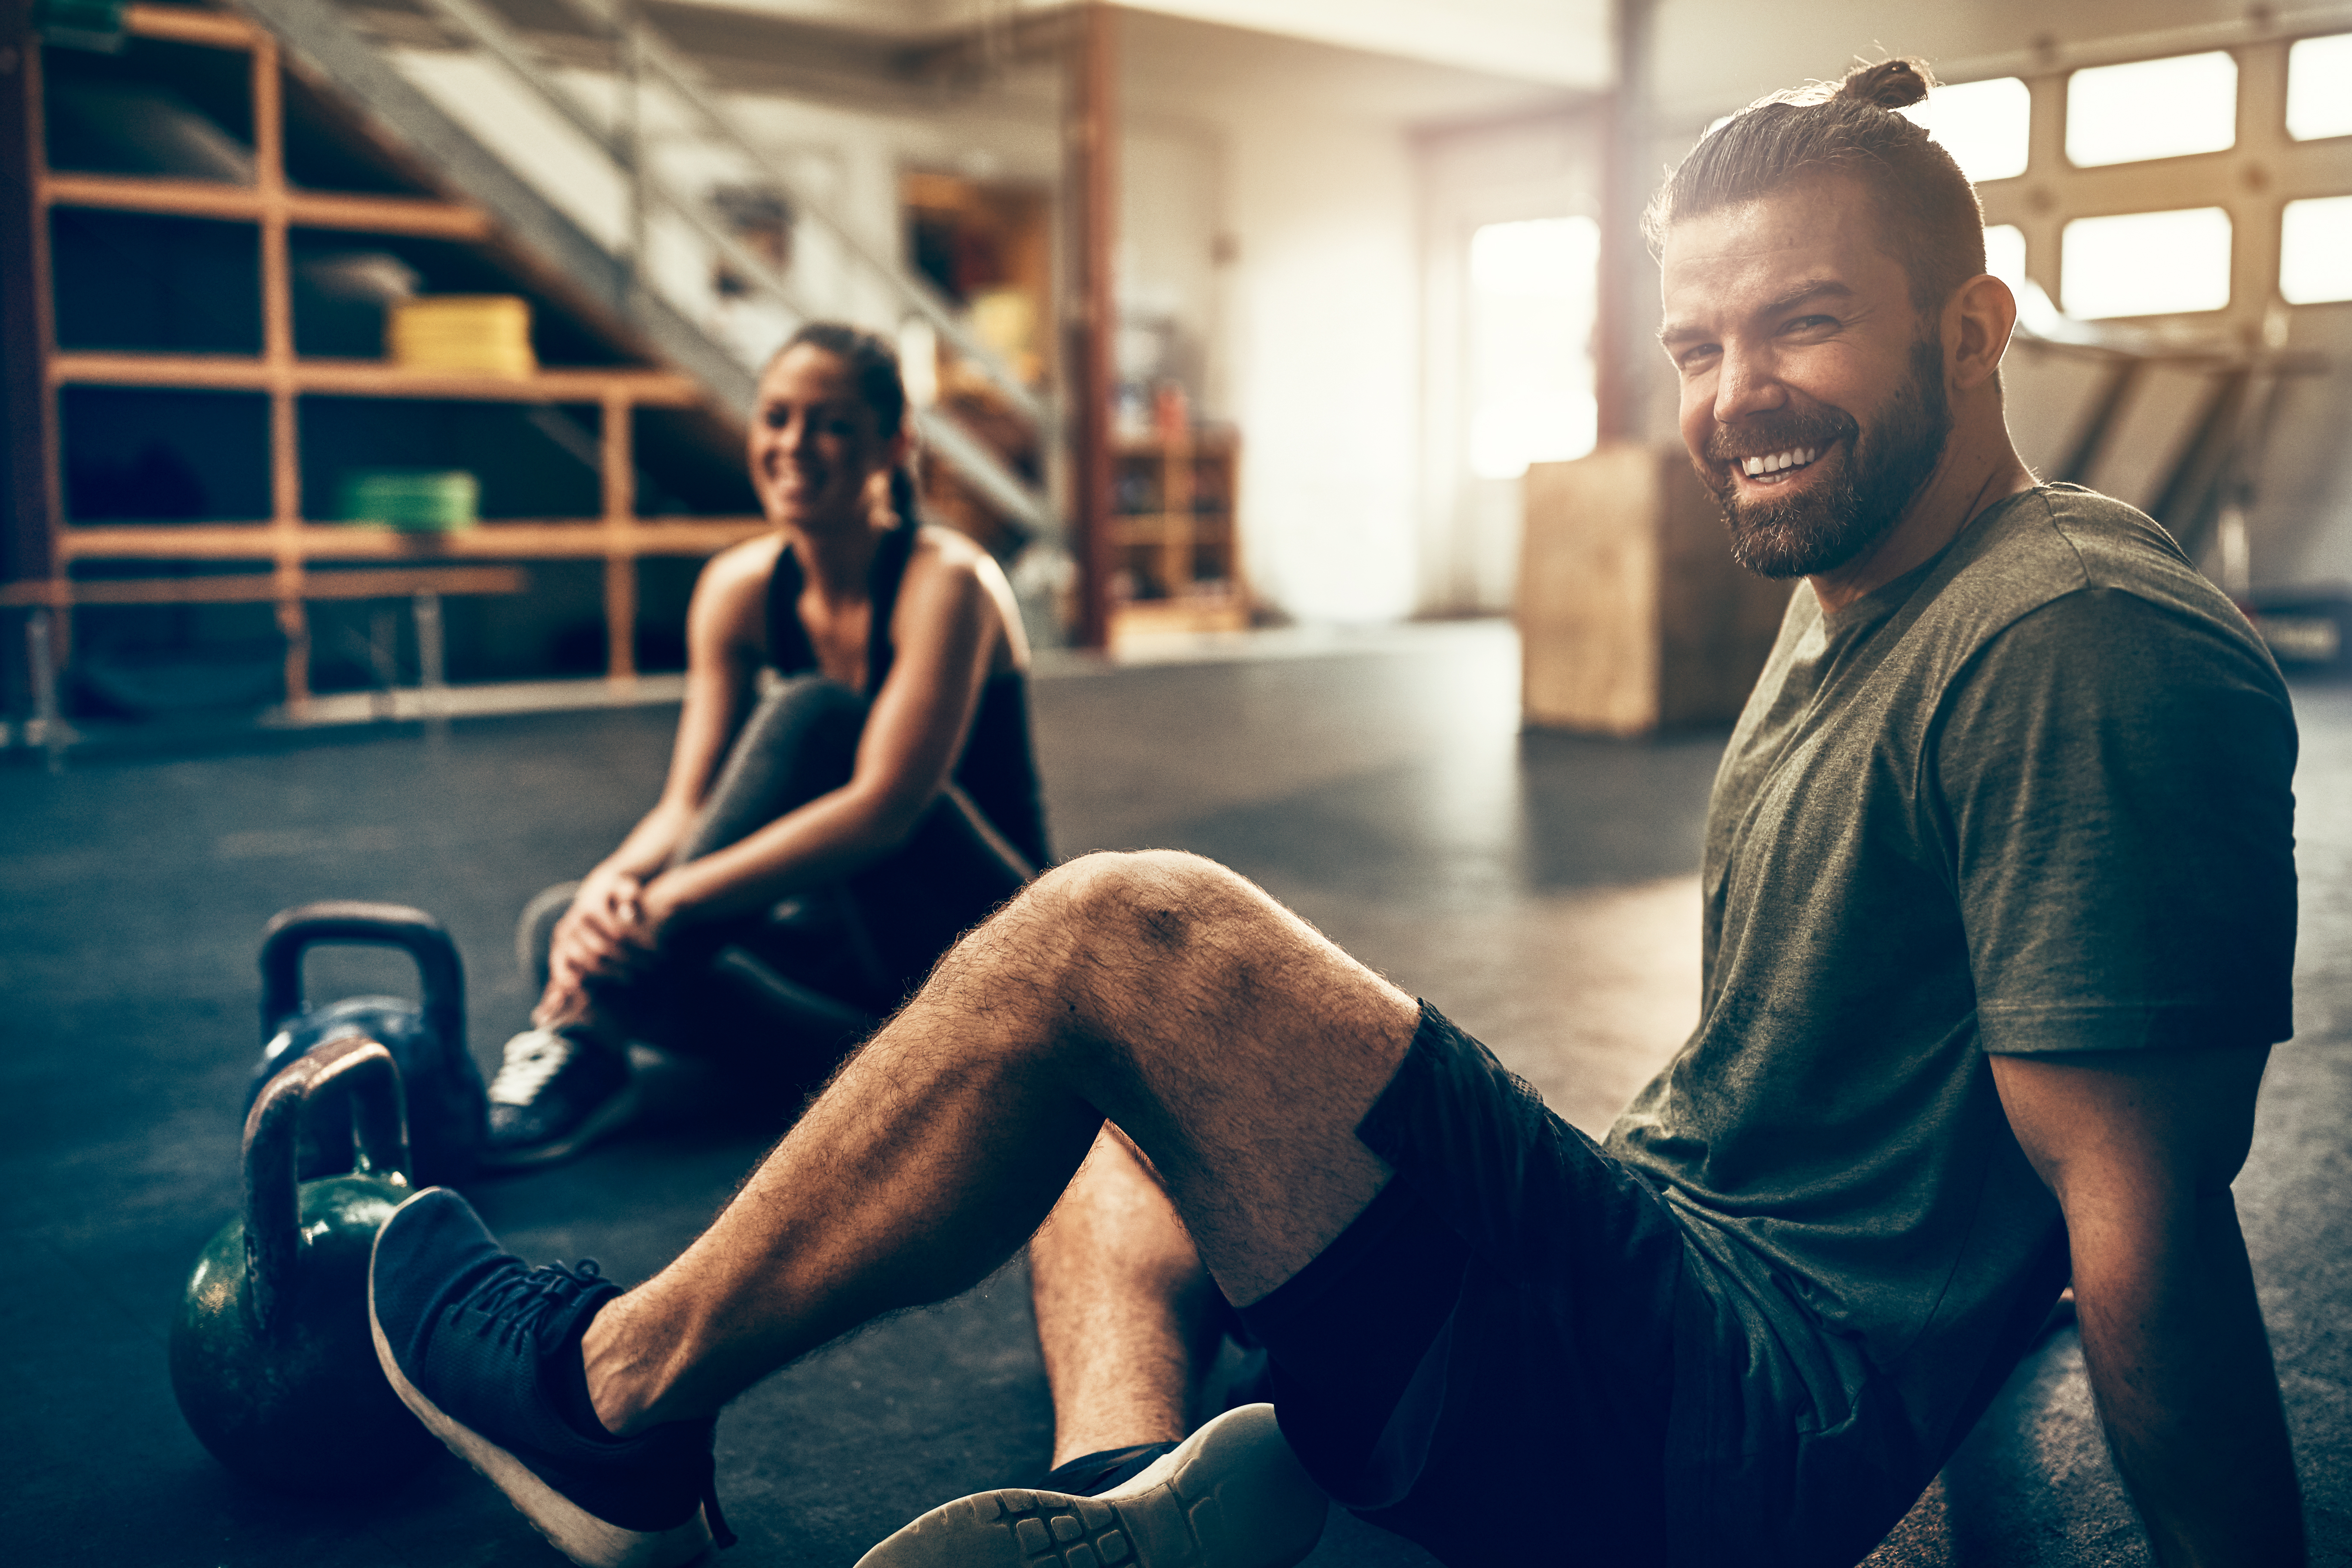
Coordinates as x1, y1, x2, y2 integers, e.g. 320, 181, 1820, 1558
536, 862, 687, 1025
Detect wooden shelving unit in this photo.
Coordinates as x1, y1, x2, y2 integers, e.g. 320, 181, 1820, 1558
1108, 428, 1246, 641
3, 3, 767, 712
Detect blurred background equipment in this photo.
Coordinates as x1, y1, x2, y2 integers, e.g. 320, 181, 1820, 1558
1518, 444, 1791, 737
335, 469, 480, 531
3, 0, 2350, 749
386, 294, 536, 377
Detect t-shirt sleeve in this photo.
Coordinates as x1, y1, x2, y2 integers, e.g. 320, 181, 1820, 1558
1932, 585, 2298, 1054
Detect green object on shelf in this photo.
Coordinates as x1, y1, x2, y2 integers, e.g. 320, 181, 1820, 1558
337, 471, 479, 532
36, 0, 128, 53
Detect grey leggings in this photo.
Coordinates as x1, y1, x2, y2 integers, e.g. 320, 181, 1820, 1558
520, 675, 1035, 1057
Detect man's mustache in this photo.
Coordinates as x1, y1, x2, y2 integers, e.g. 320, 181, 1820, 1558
1704, 409, 1859, 464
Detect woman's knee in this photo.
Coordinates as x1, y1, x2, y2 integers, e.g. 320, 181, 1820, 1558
747, 674, 866, 758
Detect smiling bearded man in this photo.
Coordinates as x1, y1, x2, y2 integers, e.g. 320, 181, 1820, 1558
360, 56, 2305, 1568
1701, 329, 1950, 578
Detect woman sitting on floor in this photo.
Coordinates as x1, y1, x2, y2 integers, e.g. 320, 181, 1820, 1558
487, 322, 1049, 1168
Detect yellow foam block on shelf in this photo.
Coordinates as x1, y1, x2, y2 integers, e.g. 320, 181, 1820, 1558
389, 295, 536, 377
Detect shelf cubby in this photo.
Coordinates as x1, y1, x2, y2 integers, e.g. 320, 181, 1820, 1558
1108, 429, 1248, 640
50, 207, 261, 353
61, 385, 273, 524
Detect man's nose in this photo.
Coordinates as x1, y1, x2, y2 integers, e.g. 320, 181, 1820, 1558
1713, 343, 1789, 426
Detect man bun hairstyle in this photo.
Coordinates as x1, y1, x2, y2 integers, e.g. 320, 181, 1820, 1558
1646, 56, 1988, 317
1836, 57, 1931, 112
774, 321, 922, 527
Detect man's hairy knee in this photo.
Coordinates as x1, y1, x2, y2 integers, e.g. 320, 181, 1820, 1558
1042, 849, 1258, 955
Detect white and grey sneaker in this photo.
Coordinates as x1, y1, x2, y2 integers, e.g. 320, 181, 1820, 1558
853, 1404, 1327, 1568
481, 1026, 640, 1171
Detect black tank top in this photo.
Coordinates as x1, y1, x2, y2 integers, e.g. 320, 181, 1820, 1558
765, 521, 1051, 870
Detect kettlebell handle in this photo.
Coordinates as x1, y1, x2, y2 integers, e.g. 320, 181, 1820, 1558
259, 901, 464, 1056
242, 1035, 411, 1333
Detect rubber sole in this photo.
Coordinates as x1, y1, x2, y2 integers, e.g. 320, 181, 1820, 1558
368, 1199, 712, 1568
853, 1404, 1328, 1568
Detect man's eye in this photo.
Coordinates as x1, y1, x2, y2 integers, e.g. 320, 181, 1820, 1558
1783, 315, 1838, 334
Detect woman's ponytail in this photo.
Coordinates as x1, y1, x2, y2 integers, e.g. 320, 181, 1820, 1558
889, 462, 921, 528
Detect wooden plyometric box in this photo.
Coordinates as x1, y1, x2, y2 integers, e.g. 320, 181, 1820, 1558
1519, 443, 1793, 735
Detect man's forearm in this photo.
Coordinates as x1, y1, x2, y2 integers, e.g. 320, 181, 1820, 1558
2076, 1196, 2303, 1567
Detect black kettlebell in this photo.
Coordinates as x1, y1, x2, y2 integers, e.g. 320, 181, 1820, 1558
253, 901, 485, 1187
172, 1035, 441, 1492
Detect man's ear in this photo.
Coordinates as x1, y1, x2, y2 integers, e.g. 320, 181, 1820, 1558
1946, 273, 2017, 392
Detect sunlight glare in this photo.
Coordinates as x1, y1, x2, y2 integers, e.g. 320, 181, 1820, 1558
2281, 196, 2352, 305
2287, 34, 2352, 141
2061, 208, 2233, 317
2066, 52, 2238, 167
1902, 77, 2032, 183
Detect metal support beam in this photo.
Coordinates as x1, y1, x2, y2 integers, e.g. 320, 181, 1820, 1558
1596, 0, 1655, 446
1064, 1, 1117, 650
1, 12, 62, 717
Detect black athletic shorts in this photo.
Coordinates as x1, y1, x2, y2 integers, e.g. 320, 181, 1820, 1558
1235, 1002, 1686, 1565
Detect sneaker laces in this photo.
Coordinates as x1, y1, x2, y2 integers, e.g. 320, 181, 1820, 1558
468, 1261, 741, 1553
464, 1257, 609, 1351
489, 1028, 578, 1106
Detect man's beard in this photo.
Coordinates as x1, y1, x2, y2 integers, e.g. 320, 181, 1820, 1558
1700, 334, 1953, 580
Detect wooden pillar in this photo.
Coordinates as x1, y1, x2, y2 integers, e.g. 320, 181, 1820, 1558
252, 30, 309, 711
1594, 0, 1655, 446
1063, 0, 1117, 650
601, 390, 636, 684
2, 20, 64, 709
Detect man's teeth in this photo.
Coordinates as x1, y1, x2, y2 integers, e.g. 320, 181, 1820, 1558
1741, 447, 1818, 477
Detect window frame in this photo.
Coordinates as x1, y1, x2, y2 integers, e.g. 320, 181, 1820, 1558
1956, 32, 2352, 327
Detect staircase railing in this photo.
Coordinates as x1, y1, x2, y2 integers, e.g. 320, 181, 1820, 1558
550, 0, 1047, 431
233, 0, 1054, 538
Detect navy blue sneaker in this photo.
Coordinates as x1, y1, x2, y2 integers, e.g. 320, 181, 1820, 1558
368, 1188, 733, 1567
853, 1404, 1326, 1568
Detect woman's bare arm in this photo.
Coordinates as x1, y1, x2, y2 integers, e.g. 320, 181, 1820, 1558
539, 539, 773, 1009
634, 527, 1011, 932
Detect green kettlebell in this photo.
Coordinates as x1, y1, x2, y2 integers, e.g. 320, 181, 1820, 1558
169, 1035, 441, 1492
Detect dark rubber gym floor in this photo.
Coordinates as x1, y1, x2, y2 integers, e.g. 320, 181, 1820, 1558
6, 620, 2349, 1566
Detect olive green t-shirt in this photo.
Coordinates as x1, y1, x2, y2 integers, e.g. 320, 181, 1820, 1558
1603, 486, 2297, 1516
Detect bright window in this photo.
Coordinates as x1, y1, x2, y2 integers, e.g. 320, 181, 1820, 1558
1982, 224, 2028, 296
1467, 217, 1598, 479
2066, 52, 2239, 167
2061, 208, 2233, 317
1902, 77, 2032, 183
2287, 33, 2352, 141
2282, 196, 2352, 304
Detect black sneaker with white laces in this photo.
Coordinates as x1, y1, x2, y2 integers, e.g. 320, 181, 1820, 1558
483, 1025, 640, 1170
852, 1403, 1326, 1568
369, 1186, 732, 1568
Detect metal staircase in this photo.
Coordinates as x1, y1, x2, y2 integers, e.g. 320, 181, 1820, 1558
230, 0, 1055, 539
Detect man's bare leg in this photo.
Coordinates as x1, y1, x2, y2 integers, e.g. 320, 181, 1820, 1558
1031, 1128, 1223, 1467
578, 848, 1418, 1436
